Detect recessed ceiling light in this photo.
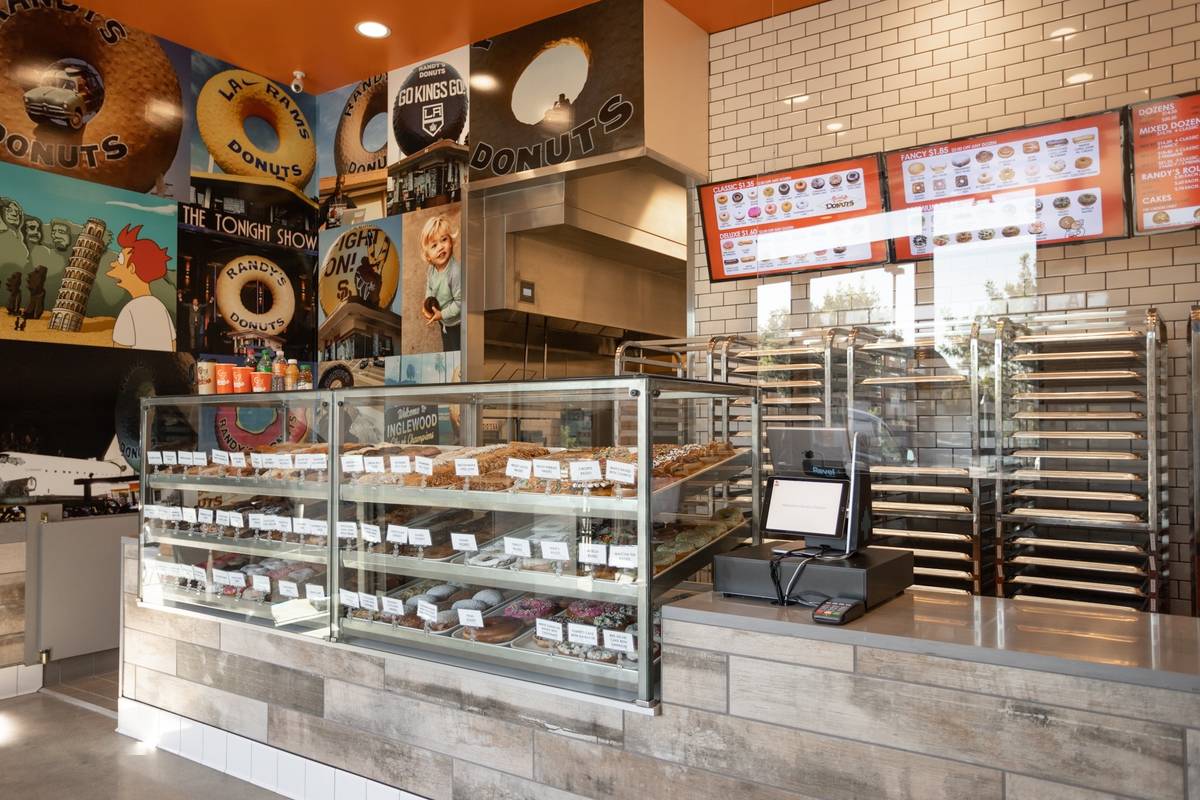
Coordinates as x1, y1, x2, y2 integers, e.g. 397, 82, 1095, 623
827, 122, 843, 131
1066, 71, 1093, 84
470, 74, 499, 92
355, 21, 390, 38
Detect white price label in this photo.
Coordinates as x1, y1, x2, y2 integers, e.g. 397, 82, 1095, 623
450, 533, 478, 552
305, 584, 326, 602
276, 516, 293, 534
336, 521, 359, 540
536, 618, 564, 641
408, 528, 432, 547
540, 540, 570, 561
381, 597, 405, 616
532, 459, 561, 480
252, 575, 271, 593
177, 451, 194, 466
359, 593, 379, 612
605, 460, 636, 484
567, 623, 599, 646
191, 452, 207, 467
360, 523, 382, 543
197, 508, 214, 524
457, 608, 484, 628
147, 451, 163, 465
307, 519, 328, 538
226, 571, 246, 588
215, 509, 231, 526
339, 589, 360, 608
190, 565, 207, 583
274, 454, 294, 469
341, 454, 364, 473
310, 453, 328, 471
503, 537, 532, 557
416, 600, 438, 622
569, 460, 602, 482
293, 453, 313, 470
292, 517, 308, 535
454, 458, 480, 477
603, 629, 635, 653
211, 449, 230, 466
228, 511, 244, 528
414, 456, 434, 476
390, 455, 412, 474
364, 456, 385, 473
505, 458, 532, 480
579, 543, 607, 565
162, 451, 178, 465
386, 524, 408, 544
168, 506, 183, 522
250, 453, 264, 469
278, 580, 299, 598
181, 507, 198, 524
212, 568, 230, 586
247, 513, 265, 530
609, 545, 639, 570
229, 452, 247, 468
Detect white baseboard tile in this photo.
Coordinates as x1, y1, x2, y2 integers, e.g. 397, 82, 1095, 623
0, 663, 43, 700
117, 699, 429, 800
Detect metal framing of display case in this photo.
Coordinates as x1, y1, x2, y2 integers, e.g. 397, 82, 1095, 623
136, 377, 756, 707
1191, 305, 1200, 617
993, 309, 1169, 612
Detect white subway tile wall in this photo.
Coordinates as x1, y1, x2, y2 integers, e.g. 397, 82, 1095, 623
699, 0, 1199, 609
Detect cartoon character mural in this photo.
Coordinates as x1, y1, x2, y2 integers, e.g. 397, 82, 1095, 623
106, 224, 175, 350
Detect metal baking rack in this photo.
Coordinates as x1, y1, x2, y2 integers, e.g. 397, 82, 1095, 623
994, 309, 1169, 612
847, 322, 996, 596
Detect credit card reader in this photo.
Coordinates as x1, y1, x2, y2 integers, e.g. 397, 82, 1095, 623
812, 597, 865, 625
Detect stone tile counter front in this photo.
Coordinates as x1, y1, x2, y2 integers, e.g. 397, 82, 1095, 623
119, 538, 1200, 800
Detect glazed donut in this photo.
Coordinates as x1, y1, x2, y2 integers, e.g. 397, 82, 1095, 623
196, 68, 315, 188
0, 5, 183, 192
215, 254, 296, 337
334, 75, 387, 175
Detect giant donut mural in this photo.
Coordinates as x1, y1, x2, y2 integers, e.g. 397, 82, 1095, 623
214, 253, 296, 338
334, 75, 387, 175
213, 404, 309, 452
0, 3, 184, 193
196, 68, 315, 189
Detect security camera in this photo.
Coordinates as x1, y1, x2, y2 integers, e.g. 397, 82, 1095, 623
291, 70, 305, 94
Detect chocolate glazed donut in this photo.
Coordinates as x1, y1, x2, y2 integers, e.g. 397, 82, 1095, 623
0, 5, 182, 192
334, 75, 387, 175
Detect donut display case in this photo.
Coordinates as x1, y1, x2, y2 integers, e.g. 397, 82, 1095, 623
993, 309, 1170, 612
136, 377, 756, 705
847, 323, 998, 596
137, 390, 333, 632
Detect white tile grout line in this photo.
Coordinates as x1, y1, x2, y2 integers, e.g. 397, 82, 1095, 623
116, 697, 429, 800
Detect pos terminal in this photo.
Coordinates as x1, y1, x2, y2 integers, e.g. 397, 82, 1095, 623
713, 428, 912, 620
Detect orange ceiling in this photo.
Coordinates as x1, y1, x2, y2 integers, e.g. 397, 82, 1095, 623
83, 0, 820, 94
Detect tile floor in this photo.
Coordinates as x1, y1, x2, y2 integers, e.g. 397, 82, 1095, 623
0, 692, 278, 799
42, 669, 119, 713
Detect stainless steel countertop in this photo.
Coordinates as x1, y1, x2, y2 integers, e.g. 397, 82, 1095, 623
664, 590, 1200, 693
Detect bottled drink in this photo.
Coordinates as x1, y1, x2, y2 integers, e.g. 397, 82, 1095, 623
285, 358, 300, 391
245, 347, 257, 369
271, 350, 286, 391
257, 348, 272, 374
298, 364, 313, 390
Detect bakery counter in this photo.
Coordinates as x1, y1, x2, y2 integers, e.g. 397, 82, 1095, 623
660, 590, 1200, 800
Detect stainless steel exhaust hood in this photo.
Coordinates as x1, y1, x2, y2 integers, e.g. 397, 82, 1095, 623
478, 157, 688, 339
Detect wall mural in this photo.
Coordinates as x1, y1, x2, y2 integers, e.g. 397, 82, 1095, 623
0, 3, 317, 497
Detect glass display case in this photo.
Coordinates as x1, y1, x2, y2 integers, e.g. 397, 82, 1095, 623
138, 390, 333, 634
137, 377, 756, 705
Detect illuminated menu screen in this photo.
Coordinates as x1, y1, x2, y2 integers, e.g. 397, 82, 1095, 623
1130, 94, 1200, 233
885, 112, 1126, 260
699, 156, 888, 282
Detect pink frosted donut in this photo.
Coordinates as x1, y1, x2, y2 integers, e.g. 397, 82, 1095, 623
504, 597, 556, 620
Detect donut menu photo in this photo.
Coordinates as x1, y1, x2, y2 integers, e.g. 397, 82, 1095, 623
699, 155, 887, 282
1130, 93, 1200, 233
885, 111, 1126, 260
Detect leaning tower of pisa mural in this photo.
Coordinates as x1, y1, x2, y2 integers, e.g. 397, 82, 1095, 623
48, 217, 108, 333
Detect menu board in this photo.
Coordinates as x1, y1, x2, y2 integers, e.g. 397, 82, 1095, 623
699, 156, 888, 282
885, 112, 1125, 260
1130, 93, 1200, 233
